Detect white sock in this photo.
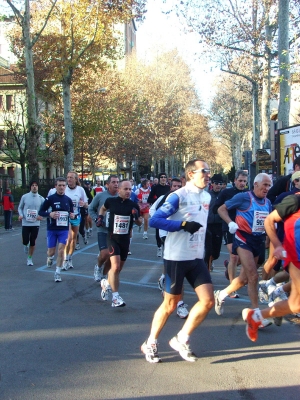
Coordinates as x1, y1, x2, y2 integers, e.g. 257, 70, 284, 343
147, 336, 157, 345
219, 289, 229, 301
177, 300, 184, 308
274, 286, 284, 296
56, 267, 61, 273
252, 308, 263, 322
267, 277, 276, 286
144, 231, 147, 234
177, 330, 190, 344
112, 292, 119, 298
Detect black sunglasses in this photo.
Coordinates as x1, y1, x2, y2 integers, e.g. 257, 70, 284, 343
213, 181, 223, 185
193, 168, 210, 174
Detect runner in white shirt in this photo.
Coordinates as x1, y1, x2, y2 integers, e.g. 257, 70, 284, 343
62, 171, 88, 270
18, 180, 45, 266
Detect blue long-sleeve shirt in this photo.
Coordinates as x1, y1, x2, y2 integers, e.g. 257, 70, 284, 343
149, 192, 182, 232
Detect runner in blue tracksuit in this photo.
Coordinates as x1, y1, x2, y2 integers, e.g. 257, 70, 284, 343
38, 177, 75, 282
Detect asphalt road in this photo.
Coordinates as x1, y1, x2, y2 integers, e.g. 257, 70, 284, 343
1, 221, 299, 400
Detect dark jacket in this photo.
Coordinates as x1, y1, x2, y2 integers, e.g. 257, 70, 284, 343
83, 186, 93, 204
267, 174, 292, 204
207, 190, 223, 225
148, 184, 170, 205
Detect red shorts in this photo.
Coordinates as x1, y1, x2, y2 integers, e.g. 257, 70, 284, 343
140, 209, 149, 215
283, 258, 300, 270
139, 204, 149, 215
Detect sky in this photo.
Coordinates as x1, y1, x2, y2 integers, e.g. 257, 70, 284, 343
136, 0, 218, 110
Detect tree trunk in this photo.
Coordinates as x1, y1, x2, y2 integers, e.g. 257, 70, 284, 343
164, 156, 169, 177
62, 73, 74, 174
261, 18, 272, 147
277, 0, 291, 128
251, 2, 261, 157
252, 80, 261, 156
24, 0, 39, 181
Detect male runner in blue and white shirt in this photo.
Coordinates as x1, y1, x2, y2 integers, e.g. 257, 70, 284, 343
141, 159, 214, 363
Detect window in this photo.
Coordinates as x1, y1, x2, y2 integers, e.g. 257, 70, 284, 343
7, 166, 15, 178
6, 95, 13, 111
7, 130, 15, 148
0, 130, 4, 149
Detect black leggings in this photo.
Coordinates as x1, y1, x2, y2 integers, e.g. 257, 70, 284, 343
79, 207, 87, 237
22, 226, 39, 246
156, 229, 162, 248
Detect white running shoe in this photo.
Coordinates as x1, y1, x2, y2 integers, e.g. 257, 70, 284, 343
27, 258, 33, 266
268, 290, 288, 307
157, 247, 162, 257
214, 290, 224, 315
54, 272, 62, 282
267, 281, 277, 296
112, 294, 126, 307
229, 291, 240, 299
258, 287, 268, 304
177, 303, 189, 319
158, 274, 165, 291
128, 250, 132, 255
94, 265, 103, 282
83, 233, 88, 245
268, 291, 288, 326
259, 280, 268, 295
143, 232, 148, 239
169, 335, 197, 362
258, 318, 272, 329
101, 279, 111, 301
62, 260, 69, 270
75, 243, 80, 250
141, 341, 161, 363
68, 259, 74, 269
47, 256, 54, 268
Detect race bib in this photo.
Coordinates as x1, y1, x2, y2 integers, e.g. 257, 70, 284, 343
56, 211, 69, 226
187, 227, 205, 251
188, 204, 200, 216
142, 194, 149, 203
113, 215, 130, 234
252, 211, 268, 233
26, 209, 37, 222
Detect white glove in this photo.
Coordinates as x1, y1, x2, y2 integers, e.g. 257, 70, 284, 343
228, 221, 239, 234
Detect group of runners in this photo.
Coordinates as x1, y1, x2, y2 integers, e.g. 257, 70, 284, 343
16, 158, 300, 363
